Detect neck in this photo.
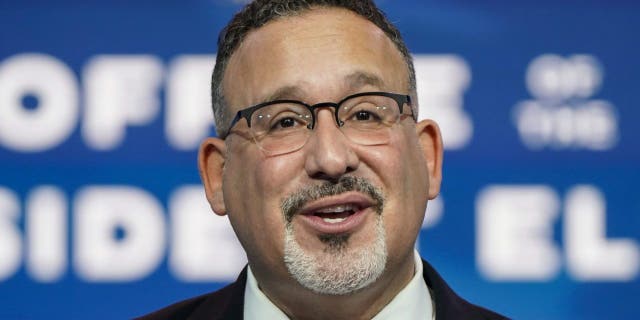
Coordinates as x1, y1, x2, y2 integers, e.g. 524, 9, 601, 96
253, 252, 416, 320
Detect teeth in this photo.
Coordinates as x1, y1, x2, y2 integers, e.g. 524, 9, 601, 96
316, 204, 355, 214
322, 217, 347, 224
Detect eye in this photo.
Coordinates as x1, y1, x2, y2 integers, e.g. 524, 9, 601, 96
346, 105, 384, 122
275, 117, 296, 128
268, 112, 310, 131
339, 95, 399, 129
355, 110, 373, 121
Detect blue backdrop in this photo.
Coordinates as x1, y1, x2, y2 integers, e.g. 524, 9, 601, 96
1, 1, 639, 319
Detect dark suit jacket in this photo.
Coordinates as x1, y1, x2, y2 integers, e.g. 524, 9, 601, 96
136, 260, 508, 320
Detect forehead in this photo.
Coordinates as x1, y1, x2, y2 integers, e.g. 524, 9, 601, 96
223, 7, 408, 110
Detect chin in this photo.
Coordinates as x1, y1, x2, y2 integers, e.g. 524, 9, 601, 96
283, 214, 388, 295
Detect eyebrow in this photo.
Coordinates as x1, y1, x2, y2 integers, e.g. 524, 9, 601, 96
266, 85, 306, 102
263, 71, 387, 103
344, 71, 386, 92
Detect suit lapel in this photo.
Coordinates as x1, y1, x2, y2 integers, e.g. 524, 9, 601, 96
188, 267, 247, 320
422, 259, 470, 318
183, 261, 501, 319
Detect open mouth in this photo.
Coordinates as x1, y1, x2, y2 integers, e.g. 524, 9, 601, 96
311, 203, 359, 224
296, 193, 374, 234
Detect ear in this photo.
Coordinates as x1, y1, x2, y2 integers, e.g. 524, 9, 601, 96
415, 119, 443, 199
198, 137, 227, 216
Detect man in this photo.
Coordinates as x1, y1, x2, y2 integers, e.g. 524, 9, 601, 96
139, 0, 507, 319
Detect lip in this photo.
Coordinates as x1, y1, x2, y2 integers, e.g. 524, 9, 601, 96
296, 192, 377, 234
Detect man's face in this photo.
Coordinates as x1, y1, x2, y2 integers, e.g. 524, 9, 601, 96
200, 7, 442, 296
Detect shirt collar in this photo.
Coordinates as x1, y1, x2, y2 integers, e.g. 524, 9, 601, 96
243, 250, 434, 320
244, 264, 289, 319
372, 250, 434, 320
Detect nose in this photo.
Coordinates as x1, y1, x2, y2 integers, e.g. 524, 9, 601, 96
303, 108, 359, 180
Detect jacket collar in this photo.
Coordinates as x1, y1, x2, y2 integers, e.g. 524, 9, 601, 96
189, 259, 498, 319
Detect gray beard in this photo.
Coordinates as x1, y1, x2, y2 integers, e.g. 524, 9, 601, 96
281, 176, 387, 295
283, 215, 387, 295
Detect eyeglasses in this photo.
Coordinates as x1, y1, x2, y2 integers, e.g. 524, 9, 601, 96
225, 91, 413, 156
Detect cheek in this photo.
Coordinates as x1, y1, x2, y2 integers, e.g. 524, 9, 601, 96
223, 153, 303, 268
396, 125, 430, 195
357, 128, 426, 199
254, 155, 304, 205
222, 160, 258, 248
237, 154, 304, 234
358, 128, 428, 248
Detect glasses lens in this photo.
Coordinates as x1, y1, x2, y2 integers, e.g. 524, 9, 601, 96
338, 94, 401, 145
250, 102, 313, 155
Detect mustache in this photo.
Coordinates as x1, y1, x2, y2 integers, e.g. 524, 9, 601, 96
281, 176, 385, 223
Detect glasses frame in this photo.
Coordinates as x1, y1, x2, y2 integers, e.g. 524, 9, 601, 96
224, 91, 413, 138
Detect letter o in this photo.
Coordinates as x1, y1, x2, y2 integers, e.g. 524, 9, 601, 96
0, 53, 79, 152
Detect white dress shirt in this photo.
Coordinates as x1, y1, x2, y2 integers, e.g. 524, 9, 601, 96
243, 250, 435, 319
